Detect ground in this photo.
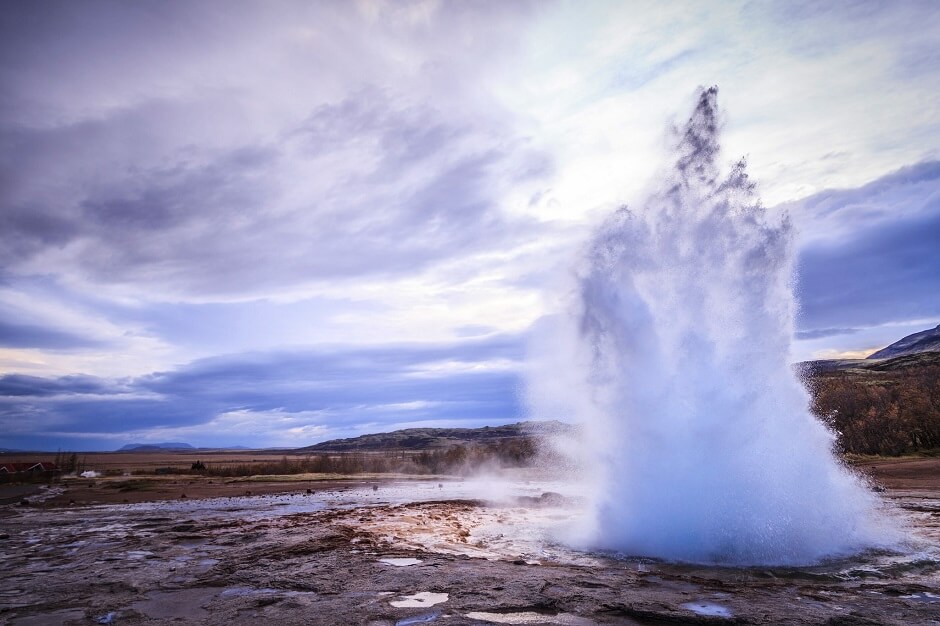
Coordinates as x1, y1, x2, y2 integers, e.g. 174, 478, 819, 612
0, 459, 937, 625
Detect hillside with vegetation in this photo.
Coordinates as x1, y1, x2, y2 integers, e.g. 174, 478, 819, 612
297, 420, 571, 453
803, 350, 940, 455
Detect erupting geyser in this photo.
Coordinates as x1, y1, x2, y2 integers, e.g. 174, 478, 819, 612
530, 87, 898, 565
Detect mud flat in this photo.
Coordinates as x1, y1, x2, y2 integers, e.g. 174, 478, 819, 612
1, 462, 938, 625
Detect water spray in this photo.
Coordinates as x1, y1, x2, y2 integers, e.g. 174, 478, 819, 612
529, 87, 898, 565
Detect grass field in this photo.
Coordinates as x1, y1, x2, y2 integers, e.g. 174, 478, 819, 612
0, 450, 388, 476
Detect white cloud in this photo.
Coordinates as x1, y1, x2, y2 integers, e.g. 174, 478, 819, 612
2, 1, 939, 447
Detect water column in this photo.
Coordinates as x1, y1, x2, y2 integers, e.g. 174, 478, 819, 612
532, 88, 898, 565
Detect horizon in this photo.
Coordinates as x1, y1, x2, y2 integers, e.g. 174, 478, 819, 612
1, 339, 934, 453
1, 1, 939, 451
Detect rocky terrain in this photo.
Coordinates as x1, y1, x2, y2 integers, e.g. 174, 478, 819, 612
1, 461, 938, 625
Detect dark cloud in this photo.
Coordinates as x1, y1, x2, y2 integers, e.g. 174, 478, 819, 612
0, 335, 526, 450
0, 1, 550, 299
0, 90, 550, 298
137, 335, 524, 411
0, 321, 107, 350
0, 373, 119, 397
795, 162, 940, 331
786, 161, 940, 227
794, 327, 860, 341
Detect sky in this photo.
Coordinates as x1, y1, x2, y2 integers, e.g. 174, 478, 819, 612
1, 0, 938, 451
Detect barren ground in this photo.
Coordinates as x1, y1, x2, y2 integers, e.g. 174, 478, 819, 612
0, 459, 937, 625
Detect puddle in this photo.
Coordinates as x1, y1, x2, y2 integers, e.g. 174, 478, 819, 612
125, 550, 155, 560
390, 592, 449, 608
219, 586, 317, 599
115, 493, 328, 520
380, 557, 423, 567
396, 611, 441, 625
463, 612, 593, 625
901, 591, 940, 603
680, 602, 733, 617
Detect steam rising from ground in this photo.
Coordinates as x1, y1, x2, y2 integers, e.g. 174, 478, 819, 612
528, 88, 899, 565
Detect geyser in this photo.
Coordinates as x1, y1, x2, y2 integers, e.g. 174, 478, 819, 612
531, 88, 897, 565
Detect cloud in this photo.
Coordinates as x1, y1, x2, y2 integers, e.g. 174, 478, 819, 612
0, 1, 551, 301
794, 160, 940, 332
794, 327, 860, 341
2, 2, 939, 449
0, 321, 107, 350
1, 93, 550, 299
0, 373, 119, 398
0, 334, 526, 450
808, 347, 882, 361
783, 161, 940, 245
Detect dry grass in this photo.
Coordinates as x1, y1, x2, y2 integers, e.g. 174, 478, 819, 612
2, 442, 538, 481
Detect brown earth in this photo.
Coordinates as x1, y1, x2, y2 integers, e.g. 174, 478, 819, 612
0, 450, 335, 474
26, 475, 416, 508
851, 457, 940, 491
1, 460, 937, 625
3, 455, 934, 508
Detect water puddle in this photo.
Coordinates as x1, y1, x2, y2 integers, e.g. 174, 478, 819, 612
124, 550, 155, 560
463, 611, 593, 625
396, 611, 441, 625
390, 592, 449, 608
902, 591, 940, 603
680, 601, 733, 618
219, 586, 317, 599
380, 557, 423, 566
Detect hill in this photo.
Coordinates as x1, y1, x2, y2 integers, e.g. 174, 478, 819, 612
117, 442, 195, 452
297, 420, 572, 453
803, 351, 940, 455
798, 350, 940, 376
867, 323, 940, 359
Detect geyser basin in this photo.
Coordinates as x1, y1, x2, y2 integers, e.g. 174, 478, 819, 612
529, 87, 900, 565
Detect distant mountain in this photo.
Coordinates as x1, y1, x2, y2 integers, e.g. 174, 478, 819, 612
297, 420, 573, 453
118, 442, 195, 451
798, 350, 940, 376
867, 323, 940, 359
